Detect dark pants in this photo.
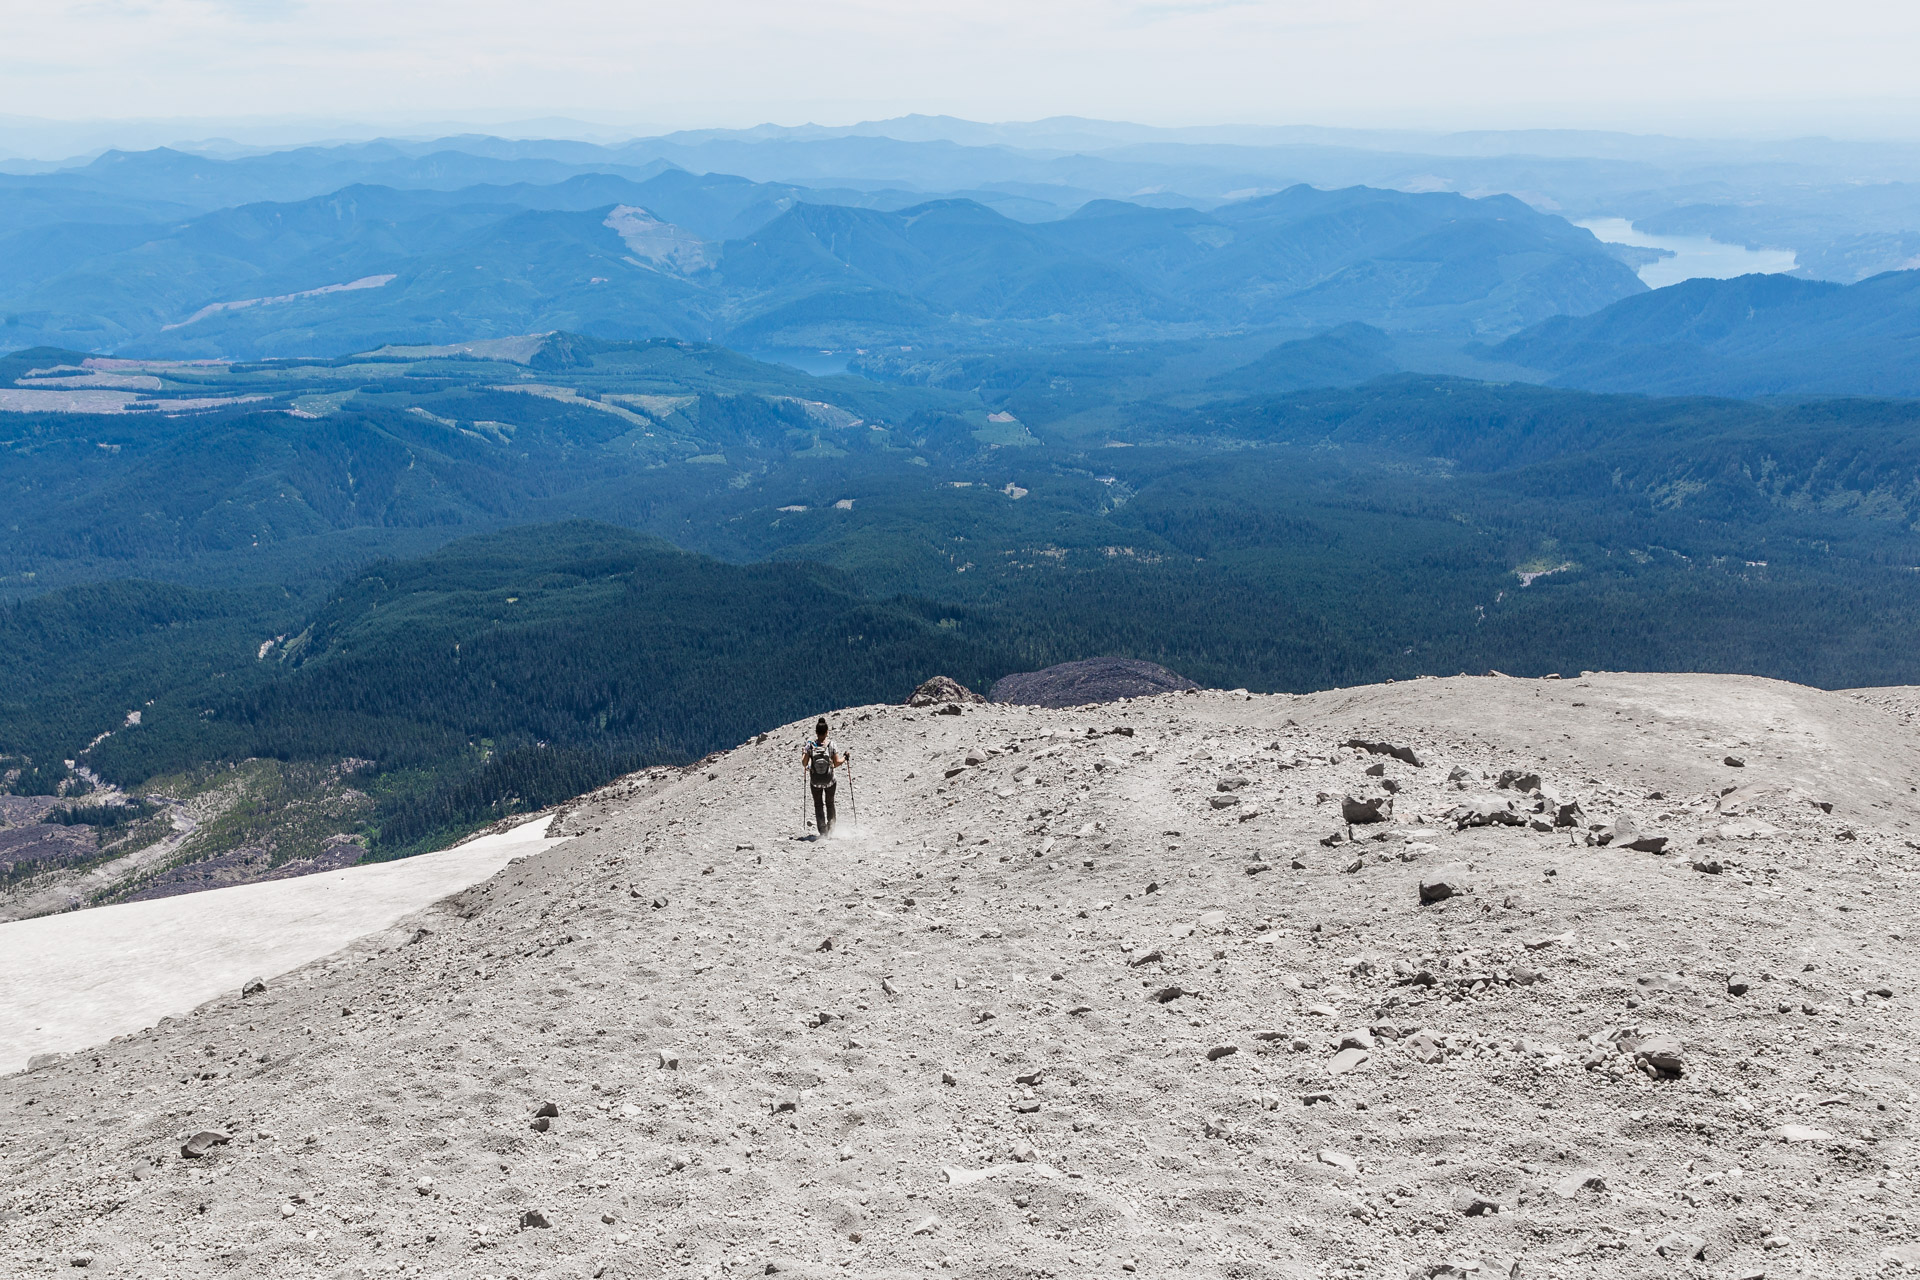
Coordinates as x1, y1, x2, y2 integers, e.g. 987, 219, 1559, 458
812, 783, 837, 833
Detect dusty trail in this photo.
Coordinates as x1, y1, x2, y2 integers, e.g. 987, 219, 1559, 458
2, 672, 1917, 1279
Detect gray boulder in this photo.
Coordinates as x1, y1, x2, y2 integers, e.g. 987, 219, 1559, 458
1342, 794, 1393, 824
180, 1130, 230, 1159
1447, 796, 1522, 829
1345, 738, 1423, 767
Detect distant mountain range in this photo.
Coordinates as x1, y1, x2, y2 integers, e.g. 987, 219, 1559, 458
1493, 269, 1920, 397
0, 164, 1646, 357
6, 121, 1920, 399
12, 116, 1920, 283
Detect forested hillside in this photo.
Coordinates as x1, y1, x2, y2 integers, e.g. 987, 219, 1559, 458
55, 524, 1000, 853
1493, 268, 1920, 397
9, 332, 1920, 868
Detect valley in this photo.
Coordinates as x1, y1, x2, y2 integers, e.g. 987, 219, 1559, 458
5, 330, 1920, 905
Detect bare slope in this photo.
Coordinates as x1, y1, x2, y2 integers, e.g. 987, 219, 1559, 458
3, 673, 1917, 1279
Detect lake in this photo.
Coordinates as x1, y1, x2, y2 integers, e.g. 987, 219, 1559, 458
1576, 217, 1799, 289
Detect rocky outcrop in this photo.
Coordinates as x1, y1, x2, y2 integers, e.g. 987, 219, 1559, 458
988, 657, 1199, 707
905, 676, 986, 707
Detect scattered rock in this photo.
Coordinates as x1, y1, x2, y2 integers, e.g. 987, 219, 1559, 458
1726, 975, 1752, 996
520, 1209, 552, 1229
1209, 794, 1241, 810
1653, 1231, 1706, 1261
1591, 816, 1668, 853
1883, 1243, 1920, 1270
1773, 1124, 1832, 1142
1406, 1033, 1445, 1064
1205, 1044, 1238, 1062
1345, 738, 1422, 767
1453, 1193, 1499, 1217
1447, 796, 1521, 829
1724, 755, 1746, 768
1418, 870, 1465, 905
942, 1166, 996, 1187
1496, 769, 1542, 792
1342, 794, 1392, 824
241, 978, 267, 997
1553, 1171, 1606, 1198
1711, 819, 1780, 841
1317, 1149, 1357, 1175
180, 1130, 230, 1159
1329, 1047, 1370, 1075
1634, 1034, 1684, 1075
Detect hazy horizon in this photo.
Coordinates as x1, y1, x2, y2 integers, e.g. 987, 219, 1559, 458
8, 107, 1920, 168
4, 0, 1920, 160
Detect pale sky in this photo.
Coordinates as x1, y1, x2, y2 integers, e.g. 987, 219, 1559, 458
5, 0, 1920, 142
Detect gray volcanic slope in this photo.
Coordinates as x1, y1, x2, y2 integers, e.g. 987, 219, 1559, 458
3, 672, 1918, 1279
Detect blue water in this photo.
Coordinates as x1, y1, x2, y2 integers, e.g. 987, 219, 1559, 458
1577, 218, 1798, 289
745, 348, 856, 377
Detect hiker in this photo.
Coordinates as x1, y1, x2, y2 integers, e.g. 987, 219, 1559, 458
800, 717, 846, 835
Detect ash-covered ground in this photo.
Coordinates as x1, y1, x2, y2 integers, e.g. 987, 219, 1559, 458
3, 672, 1916, 1279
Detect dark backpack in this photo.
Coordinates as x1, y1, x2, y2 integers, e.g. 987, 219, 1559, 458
808, 741, 835, 784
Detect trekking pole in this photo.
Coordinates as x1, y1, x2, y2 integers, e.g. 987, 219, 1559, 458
802, 776, 811, 836
844, 753, 857, 827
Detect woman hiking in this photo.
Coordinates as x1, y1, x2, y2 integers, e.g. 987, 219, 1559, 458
800, 717, 847, 836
